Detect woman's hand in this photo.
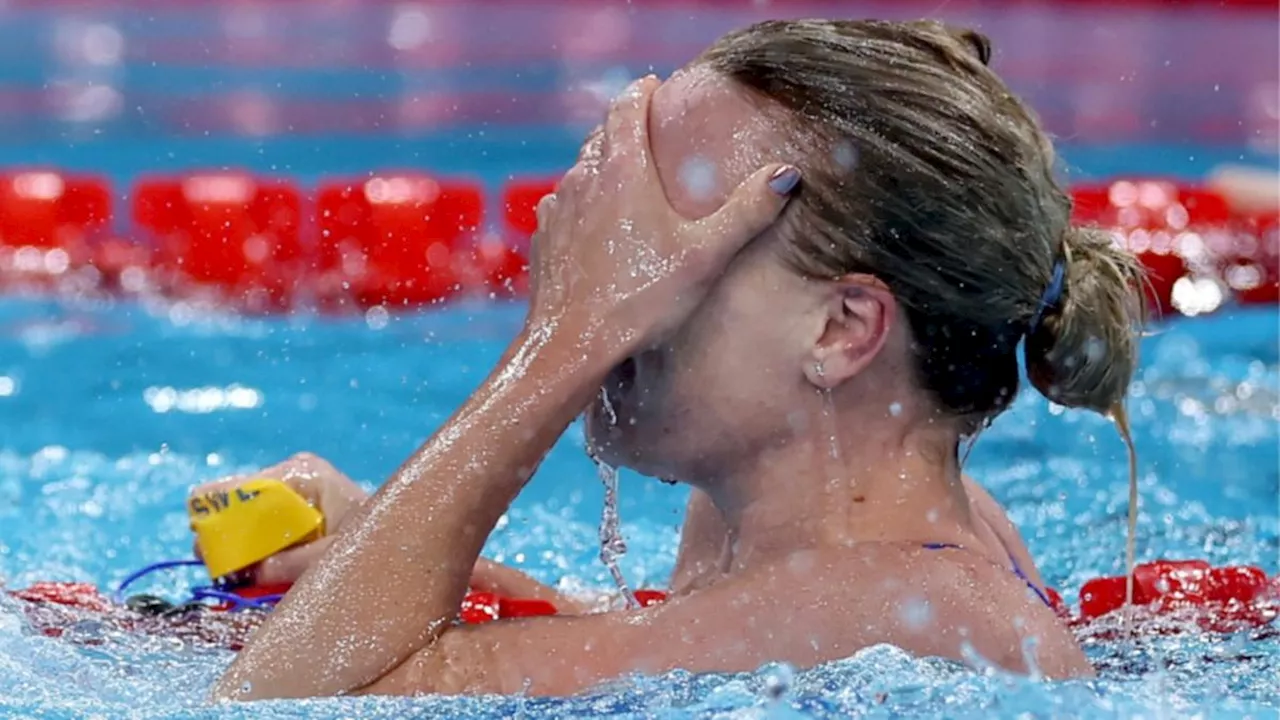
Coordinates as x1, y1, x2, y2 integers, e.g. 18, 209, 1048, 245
527, 75, 799, 365
189, 453, 368, 585
191, 454, 591, 610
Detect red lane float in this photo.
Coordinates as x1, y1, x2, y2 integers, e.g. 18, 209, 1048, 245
501, 177, 557, 250
315, 174, 484, 310
0, 169, 1273, 317
0, 171, 113, 289
1071, 180, 1233, 319
1074, 560, 1278, 633
7, 581, 564, 650
452, 239, 530, 298
133, 173, 305, 312
1221, 210, 1279, 306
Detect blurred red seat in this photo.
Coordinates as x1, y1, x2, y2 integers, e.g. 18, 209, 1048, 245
0, 171, 113, 283
502, 177, 557, 247
315, 174, 483, 309
132, 173, 304, 311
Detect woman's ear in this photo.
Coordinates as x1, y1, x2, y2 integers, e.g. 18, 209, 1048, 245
802, 275, 896, 390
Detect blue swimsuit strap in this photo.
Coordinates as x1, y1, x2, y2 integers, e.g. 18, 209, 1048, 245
921, 542, 1054, 609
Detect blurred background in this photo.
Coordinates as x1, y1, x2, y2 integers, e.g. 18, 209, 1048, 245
0, 0, 1275, 317
0, 0, 1276, 179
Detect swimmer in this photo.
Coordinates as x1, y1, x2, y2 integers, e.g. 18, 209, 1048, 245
211, 20, 1145, 701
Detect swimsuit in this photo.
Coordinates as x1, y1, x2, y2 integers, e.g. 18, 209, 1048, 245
926, 538, 1054, 604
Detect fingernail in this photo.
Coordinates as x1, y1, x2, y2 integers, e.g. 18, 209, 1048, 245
768, 166, 801, 196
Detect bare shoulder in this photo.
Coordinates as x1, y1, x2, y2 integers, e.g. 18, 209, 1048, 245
799, 543, 1091, 679
962, 474, 1047, 588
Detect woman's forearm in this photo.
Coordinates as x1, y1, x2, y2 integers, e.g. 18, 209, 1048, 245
212, 326, 608, 701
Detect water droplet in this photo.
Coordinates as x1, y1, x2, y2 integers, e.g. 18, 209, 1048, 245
899, 596, 932, 631
364, 306, 390, 330
677, 155, 717, 202
832, 140, 859, 170
785, 410, 809, 433
600, 387, 618, 426
1083, 336, 1106, 363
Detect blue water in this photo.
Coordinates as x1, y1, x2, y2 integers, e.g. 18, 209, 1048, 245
0, 295, 1276, 718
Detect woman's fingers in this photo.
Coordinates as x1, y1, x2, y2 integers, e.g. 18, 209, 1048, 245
690, 164, 801, 266
252, 537, 336, 586
602, 76, 661, 182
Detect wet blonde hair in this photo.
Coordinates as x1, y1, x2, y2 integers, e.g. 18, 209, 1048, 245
701, 19, 1145, 431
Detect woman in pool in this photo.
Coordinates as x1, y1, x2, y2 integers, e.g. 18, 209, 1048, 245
210, 19, 1144, 701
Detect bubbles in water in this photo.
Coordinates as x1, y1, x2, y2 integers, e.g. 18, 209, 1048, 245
761, 662, 794, 700
677, 155, 717, 202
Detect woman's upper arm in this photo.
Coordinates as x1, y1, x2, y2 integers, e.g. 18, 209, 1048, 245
358, 577, 807, 698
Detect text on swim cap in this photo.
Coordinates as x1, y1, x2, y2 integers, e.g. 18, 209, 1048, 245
189, 486, 262, 517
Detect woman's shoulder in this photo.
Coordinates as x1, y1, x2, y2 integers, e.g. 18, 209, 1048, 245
773, 543, 1089, 678
961, 474, 1047, 588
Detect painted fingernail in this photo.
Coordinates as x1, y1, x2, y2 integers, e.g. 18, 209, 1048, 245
768, 166, 801, 195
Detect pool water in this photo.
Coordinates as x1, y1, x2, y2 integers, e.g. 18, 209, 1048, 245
0, 295, 1276, 718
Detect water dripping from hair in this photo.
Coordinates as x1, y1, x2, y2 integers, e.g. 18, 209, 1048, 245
815, 368, 844, 484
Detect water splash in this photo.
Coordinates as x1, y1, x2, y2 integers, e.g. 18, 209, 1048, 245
592, 386, 637, 608
600, 385, 619, 426
819, 387, 842, 468
593, 455, 638, 608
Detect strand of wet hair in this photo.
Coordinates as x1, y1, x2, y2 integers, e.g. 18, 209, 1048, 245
1111, 402, 1138, 633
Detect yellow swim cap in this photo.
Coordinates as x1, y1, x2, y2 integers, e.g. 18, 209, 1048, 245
188, 478, 324, 580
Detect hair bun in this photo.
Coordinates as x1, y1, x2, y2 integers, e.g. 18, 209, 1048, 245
1024, 226, 1146, 413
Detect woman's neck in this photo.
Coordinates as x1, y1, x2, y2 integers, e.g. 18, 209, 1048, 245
704, 400, 977, 574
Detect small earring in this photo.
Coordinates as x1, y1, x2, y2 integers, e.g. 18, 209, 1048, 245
814, 361, 825, 379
